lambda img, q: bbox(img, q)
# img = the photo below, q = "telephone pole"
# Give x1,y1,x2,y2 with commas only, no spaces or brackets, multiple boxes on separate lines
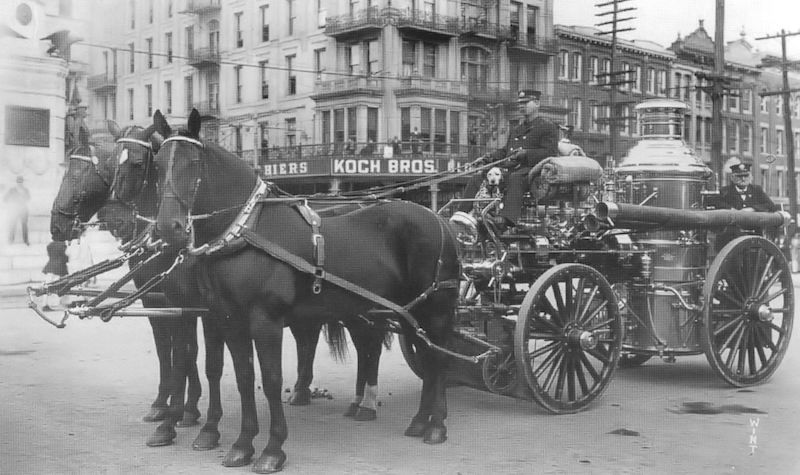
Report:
756,29,800,240
595,0,636,164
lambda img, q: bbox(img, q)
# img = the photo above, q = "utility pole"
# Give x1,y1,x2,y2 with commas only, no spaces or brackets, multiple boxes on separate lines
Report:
756,29,800,242
595,0,636,164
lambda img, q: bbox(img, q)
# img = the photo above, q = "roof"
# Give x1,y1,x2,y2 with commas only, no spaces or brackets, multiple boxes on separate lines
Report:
555,24,674,60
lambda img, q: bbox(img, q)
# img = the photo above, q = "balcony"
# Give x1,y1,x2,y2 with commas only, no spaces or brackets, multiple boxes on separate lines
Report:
508,34,558,56
467,84,516,105
87,73,116,93
395,8,460,40
324,6,385,39
311,77,384,100
190,100,219,118
250,142,487,166
187,47,221,69
182,0,220,14
459,17,512,40
394,77,467,100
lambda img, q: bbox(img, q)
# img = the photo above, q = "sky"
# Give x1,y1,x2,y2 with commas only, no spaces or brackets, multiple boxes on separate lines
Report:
553,0,800,56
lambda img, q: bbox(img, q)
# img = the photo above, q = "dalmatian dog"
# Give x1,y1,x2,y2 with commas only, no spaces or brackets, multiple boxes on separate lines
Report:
473,166,505,214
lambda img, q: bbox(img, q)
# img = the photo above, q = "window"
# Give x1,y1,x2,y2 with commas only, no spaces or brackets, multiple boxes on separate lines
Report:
683,74,692,101
285,118,296,147
235,65,243,103
146,38,153,68
185,76,193,112
742,89,752,113
647,68,656,94
590,106,599,131
401,107,411,148
743,123,752,154
318,0,327,28
673,72,682,98
165,33,173,63
288,0,296,36
601,58,611,86
776,97,783,116
760,167,769,192
367,107,378,143
4,106,49,147
367,40,380,76
128,43,135,73
727,121,739,153
760,127,768,153
148,0,153,23
127,88,134,120
286,55,296,95
334,109,345,144
621,105,630,135
777,170,785,197
168,0,172,17
620,62,630,91
402,40,416,76
234,12,243,48
314,48,325,78
209,81,218,112
558,50,568,79
346,44,359,75
186,26,194,56
776,128,784,155
129,0,135,29
347,107,356,144
589,57,599,84
450,111,460,149
434,109,447,152
601,106,610,133
728,91,740,112
760,96,768,113
570,98,582,130
633,65,642,92
461,47,488,90
260,61,269,99
321,110,331,145
423,43,436,78
261,5,270,42
570,52,582,81
421,107,431,152
145,84,152,117
165,81,172,114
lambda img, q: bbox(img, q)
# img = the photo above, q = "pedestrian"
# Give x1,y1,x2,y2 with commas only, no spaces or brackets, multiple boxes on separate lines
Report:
345,138,356,155
391,136,402,156
410,127,421,156
41,240,69,311
260,138,269,165
360,139,376,156
460,89,559,230
4,176,31,245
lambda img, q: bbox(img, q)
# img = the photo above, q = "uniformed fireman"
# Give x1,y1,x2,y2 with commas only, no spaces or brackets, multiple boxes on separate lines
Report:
461,89,559,228
719,162,778,212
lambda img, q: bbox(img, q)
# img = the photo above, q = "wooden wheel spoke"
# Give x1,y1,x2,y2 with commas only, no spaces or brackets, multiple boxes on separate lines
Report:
578,351,601,382
575,284,599,323
564,279,575,320
721,271,747,303
714,286,744,308
540,349,565,392
585,347,611,366
528,340,560,359
540,297,564,327
723,323,746,368
573,357,591,396
552,283,566,319
712,314,745,338
553,354,569,400
736,327,750,375
761,287,788,306
711,307,741,316
533,345,563,379
747,249,762,296
579,301,610,327
747,329,758,375
754,255,776,295
755,269,782,302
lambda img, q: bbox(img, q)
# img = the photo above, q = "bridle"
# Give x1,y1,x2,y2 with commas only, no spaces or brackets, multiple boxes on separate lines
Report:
111,136,155,208
53,145,105,221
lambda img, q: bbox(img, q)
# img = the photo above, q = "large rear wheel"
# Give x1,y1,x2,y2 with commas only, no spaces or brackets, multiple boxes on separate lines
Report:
702,236,794,386
515,264,622,414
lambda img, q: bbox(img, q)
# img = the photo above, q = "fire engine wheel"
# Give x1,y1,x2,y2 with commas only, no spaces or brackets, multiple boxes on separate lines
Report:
481,351,517,395
702,235,794,386
515,263,622,414
399,334,424,379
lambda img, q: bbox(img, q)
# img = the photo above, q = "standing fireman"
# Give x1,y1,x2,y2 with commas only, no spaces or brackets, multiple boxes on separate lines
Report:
462,89,559,227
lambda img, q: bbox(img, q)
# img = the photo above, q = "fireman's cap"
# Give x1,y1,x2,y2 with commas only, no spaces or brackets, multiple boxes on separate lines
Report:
517,90,542,102
729,163,751,175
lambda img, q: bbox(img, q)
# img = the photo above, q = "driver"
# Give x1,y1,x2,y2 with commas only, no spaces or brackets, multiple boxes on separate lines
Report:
461,89,559,229
716,162,779,251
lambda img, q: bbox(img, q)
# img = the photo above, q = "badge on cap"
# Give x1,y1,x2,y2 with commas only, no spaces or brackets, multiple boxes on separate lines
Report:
517,89,542,102
729,163,751,175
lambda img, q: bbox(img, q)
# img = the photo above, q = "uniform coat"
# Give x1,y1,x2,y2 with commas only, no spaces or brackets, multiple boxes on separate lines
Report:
718,184,778,212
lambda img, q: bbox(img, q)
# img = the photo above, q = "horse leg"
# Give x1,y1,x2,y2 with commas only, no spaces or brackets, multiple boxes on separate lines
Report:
250,309,288,474
178,316,202,427
193,315,224,451
143,317,170,422
287,320,322,406
221,321,259,468
345,323,383,421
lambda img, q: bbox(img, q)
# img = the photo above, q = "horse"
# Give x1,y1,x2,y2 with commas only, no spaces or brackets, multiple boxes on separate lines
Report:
108,120,392,456
50,124,206,444
151,109,459,472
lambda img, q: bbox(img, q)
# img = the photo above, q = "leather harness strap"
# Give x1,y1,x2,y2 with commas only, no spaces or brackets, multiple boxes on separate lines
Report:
292,202,325,294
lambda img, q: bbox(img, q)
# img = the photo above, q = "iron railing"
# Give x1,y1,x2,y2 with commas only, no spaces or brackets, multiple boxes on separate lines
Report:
183,0,221,14
313,77,384,97
87,73,116,91
324,6,385,36
187,47,221,67
241,141,491,164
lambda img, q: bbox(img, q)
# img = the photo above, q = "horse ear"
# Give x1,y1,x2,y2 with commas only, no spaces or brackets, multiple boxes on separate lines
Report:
188,109,201,138
78,126,90,146
153,110,171,137
107,120,122,140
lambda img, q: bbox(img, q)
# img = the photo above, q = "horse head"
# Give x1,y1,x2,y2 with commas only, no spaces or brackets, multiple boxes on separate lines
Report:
151,109,257,250
50,126,114,241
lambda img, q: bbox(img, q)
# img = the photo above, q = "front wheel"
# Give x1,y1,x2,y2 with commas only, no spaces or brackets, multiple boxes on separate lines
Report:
515,264,622,414
702,236,794,386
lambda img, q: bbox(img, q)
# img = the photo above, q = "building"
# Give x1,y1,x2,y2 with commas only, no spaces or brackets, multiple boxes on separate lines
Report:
554,24,674,163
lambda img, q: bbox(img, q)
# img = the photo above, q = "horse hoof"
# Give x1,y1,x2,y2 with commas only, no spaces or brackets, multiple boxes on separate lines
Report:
176,411,201,428
287,388,311,406
343,403,360,418
222,446,255,467
142,406,168,422
252,450,287,473
423,425,447,445
404,419,429,438
353,407,377,421
146,427,177,447
192,430,220,451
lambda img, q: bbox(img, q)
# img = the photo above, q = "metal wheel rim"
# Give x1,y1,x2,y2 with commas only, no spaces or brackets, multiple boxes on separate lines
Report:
702,236,794,386
399,334,424,379
515,263,622,414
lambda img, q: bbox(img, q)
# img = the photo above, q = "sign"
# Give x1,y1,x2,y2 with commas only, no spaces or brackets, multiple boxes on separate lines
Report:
261,157,450,178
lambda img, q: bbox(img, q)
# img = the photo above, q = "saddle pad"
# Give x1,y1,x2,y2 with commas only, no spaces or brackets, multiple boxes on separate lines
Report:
529,156,603,184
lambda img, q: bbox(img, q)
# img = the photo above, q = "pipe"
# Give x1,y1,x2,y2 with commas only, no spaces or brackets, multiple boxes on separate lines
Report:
596,202,790,230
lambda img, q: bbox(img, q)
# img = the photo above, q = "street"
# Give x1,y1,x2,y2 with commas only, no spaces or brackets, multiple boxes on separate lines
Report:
1,293,799,475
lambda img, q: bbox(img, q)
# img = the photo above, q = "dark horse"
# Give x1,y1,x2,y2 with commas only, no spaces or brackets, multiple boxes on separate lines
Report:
50,124,206,446
105,119,391,454
152,109,459,472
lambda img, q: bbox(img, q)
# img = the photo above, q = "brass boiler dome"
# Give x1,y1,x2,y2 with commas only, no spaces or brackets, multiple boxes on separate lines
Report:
615,99,712,209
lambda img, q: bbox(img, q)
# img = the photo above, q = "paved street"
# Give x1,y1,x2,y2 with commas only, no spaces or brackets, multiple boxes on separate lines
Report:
1,289,799,474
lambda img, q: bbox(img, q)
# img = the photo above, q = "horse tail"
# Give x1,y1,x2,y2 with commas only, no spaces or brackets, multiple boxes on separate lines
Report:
322,321,349,362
